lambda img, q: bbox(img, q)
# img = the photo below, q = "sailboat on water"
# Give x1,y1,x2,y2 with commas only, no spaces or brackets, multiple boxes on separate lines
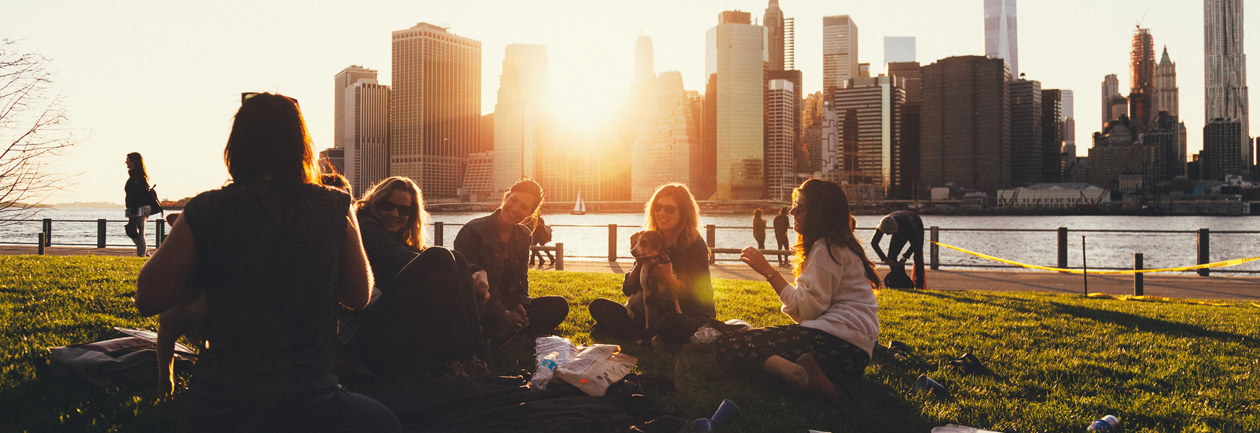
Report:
571,191,587,215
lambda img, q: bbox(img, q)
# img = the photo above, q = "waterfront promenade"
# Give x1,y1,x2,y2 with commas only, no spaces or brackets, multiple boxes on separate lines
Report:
5,245,1257,301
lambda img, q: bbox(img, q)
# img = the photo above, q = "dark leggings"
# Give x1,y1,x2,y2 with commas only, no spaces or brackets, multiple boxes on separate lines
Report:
588,298,705,346
346,247,485,382
714,325,870,386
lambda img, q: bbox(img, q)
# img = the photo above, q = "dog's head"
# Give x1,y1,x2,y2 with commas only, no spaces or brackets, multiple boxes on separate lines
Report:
630,230,665,259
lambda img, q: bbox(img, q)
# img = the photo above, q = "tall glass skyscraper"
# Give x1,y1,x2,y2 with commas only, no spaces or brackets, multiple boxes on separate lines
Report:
823,15,858,94
707,11,766,200
492,44,549,194
984,0,1018,79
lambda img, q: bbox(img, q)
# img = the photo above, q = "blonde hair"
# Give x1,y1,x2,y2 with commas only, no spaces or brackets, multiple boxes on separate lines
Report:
642,183,705,251
356,176,428,250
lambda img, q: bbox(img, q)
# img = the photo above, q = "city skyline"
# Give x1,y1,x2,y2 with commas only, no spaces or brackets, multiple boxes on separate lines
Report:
2,0,1253,202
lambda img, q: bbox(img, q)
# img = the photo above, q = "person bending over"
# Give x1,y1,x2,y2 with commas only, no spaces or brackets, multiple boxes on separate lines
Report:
135,92,400,432
870,210,925,290
588,183,716,347
716,178,881,403
341,176,489,383
454,178,569,343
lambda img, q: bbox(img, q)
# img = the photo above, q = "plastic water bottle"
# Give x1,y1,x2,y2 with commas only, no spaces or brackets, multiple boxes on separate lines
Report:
1087,415,1120,432
530,352,560,389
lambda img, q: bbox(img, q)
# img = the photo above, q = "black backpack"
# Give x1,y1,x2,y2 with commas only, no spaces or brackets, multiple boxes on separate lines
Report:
147,185,164,215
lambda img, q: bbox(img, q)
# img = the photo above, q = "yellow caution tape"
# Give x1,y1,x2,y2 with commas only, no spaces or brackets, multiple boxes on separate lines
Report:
930,241,1260,275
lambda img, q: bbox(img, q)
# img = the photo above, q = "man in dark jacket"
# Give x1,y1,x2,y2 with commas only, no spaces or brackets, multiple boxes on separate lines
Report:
871,210,925,289
772,206,790,266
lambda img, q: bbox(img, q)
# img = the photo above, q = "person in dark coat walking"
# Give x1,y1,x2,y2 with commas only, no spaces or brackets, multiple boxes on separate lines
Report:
124,152,152,257
773,206,791,266
870,211,925,289
752,209,766,250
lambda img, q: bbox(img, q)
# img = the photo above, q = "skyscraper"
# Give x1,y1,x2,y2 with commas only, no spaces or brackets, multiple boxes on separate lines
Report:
984,0,1018,79
1154,47,1179,117
921,56,1011,193
492,44,549,194
707,11,766,200
887,62,922,199
1205,0,1250,167
823,15,858,94
334,66,379,151
342,78,390,196
1041,89,1063,183
884,37,916,64
764,0,785,72
1101,74,1125,127
636,36,654,84
631,72,700,200
1010,78,1042,186
833,76,906,197
766,79,796,201
1061,89,1075,151
390,23,481,198
1128,28,1156,133
1203,118,1244,180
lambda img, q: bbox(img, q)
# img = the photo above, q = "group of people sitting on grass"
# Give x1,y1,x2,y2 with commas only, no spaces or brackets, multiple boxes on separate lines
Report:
132,92,884,432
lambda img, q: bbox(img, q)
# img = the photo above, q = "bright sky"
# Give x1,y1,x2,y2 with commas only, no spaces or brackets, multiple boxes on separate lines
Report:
3,0,1255,203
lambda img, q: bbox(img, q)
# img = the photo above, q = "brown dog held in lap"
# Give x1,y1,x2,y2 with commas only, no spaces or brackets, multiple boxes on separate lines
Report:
625,231,681,330
156,212,207,394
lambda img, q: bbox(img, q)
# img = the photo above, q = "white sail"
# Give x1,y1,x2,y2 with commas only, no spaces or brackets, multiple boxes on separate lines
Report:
574,191,585,213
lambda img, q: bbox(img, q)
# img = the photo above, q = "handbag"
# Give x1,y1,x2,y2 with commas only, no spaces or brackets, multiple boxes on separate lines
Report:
146,184,164,215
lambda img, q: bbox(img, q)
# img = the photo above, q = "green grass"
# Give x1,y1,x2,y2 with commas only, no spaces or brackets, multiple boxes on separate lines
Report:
1,255,1258,432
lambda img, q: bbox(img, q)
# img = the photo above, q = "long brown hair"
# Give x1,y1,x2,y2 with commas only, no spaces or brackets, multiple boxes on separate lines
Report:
356,176,427,250
791,179,880,289
643,183,705,251
126,152,148,181
224,92,318,185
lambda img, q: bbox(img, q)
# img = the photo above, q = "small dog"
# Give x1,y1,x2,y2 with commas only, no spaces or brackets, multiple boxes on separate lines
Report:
156,212,207,394
625,231,681,331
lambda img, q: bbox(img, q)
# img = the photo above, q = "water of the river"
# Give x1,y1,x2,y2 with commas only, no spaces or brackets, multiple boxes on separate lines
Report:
5,209,1259,274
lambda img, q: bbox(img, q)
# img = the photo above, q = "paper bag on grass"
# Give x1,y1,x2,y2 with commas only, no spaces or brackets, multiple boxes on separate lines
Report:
555,344,637,396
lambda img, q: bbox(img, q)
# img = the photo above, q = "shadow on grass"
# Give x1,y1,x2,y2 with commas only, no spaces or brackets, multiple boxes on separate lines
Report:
0,359,183,432
1047,301,1259,347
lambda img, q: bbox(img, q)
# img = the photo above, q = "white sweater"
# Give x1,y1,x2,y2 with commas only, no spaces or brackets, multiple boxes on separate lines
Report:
777,240,880,356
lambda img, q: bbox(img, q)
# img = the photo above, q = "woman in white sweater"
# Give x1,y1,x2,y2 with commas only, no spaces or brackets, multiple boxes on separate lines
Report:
714,178,881,402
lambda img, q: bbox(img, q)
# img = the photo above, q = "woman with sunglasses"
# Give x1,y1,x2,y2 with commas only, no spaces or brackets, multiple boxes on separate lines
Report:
454,178,569,343
588,183,715,346
342,176,489,383
714,178,881,402
135,93,401,431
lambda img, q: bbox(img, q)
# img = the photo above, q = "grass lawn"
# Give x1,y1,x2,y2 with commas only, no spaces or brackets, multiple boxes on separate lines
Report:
0,255,1257,432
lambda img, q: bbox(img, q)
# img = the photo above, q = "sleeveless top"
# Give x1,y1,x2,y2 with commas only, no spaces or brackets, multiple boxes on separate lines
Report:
182,181,352,409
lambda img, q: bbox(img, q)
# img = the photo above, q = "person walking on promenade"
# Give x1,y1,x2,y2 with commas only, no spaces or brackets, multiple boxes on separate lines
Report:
124,152,153,257
134,92,401,432
752,208,767,250
870,210,925,290
455,178,569,342
529,215,554,267
716,178,882,402
588,183,716,347
773,206,790,267
343,176,489,383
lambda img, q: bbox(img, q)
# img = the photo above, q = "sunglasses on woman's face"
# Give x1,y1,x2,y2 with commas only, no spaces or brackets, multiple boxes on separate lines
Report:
376,201,414,215
240,92,299,106
651,203,678,216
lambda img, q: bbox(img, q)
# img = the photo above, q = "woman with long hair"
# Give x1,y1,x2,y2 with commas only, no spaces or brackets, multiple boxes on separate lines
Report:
715,178,881,402
454,177,569,341
124,152,152,257
342,175,489,382
135,92,400,431
588,183,715,346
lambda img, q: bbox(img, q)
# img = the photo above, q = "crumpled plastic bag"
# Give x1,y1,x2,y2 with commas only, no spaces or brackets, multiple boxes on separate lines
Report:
690,325,723,345
555,344,638,396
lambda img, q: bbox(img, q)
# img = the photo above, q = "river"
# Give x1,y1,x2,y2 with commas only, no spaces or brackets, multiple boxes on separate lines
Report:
4,209,1259,275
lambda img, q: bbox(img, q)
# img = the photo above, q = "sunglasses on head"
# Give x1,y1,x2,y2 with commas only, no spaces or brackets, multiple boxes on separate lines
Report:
376,200,414,215
241,92,299,106
651,203,678,215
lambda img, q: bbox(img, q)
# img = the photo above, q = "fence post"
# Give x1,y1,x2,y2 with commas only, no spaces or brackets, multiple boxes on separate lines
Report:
1082,236,1089,294
555,243,564,271
155,219,166,247
929,226,939,270
38,233,45,255
1197,228,1210,277
1133,253,1144,296
1057,227,1068,269
608,224,617,262
42,218,52,247
706,224,716,264
97,219,107,248
433,222,444,247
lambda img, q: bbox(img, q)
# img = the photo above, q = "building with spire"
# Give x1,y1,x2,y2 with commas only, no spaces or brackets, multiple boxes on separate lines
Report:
984,0,1018,79
1153,46,1186,178
1205,0,1250,169
492,44,549,194
764,0,784,72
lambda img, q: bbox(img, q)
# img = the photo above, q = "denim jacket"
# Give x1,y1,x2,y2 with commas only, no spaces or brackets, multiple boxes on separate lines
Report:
453,210,533,312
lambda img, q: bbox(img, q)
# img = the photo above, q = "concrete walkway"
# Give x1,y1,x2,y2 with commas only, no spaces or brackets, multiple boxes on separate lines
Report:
5,246,1258,301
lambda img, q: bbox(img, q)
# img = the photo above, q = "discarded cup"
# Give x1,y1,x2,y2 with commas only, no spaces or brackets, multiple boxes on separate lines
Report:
710,399,740,426
915,374,947,396
1086,415,1120,432
693,418,713,432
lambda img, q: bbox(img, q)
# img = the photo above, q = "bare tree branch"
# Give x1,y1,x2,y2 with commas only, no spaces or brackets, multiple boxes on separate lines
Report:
0,39,77,224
